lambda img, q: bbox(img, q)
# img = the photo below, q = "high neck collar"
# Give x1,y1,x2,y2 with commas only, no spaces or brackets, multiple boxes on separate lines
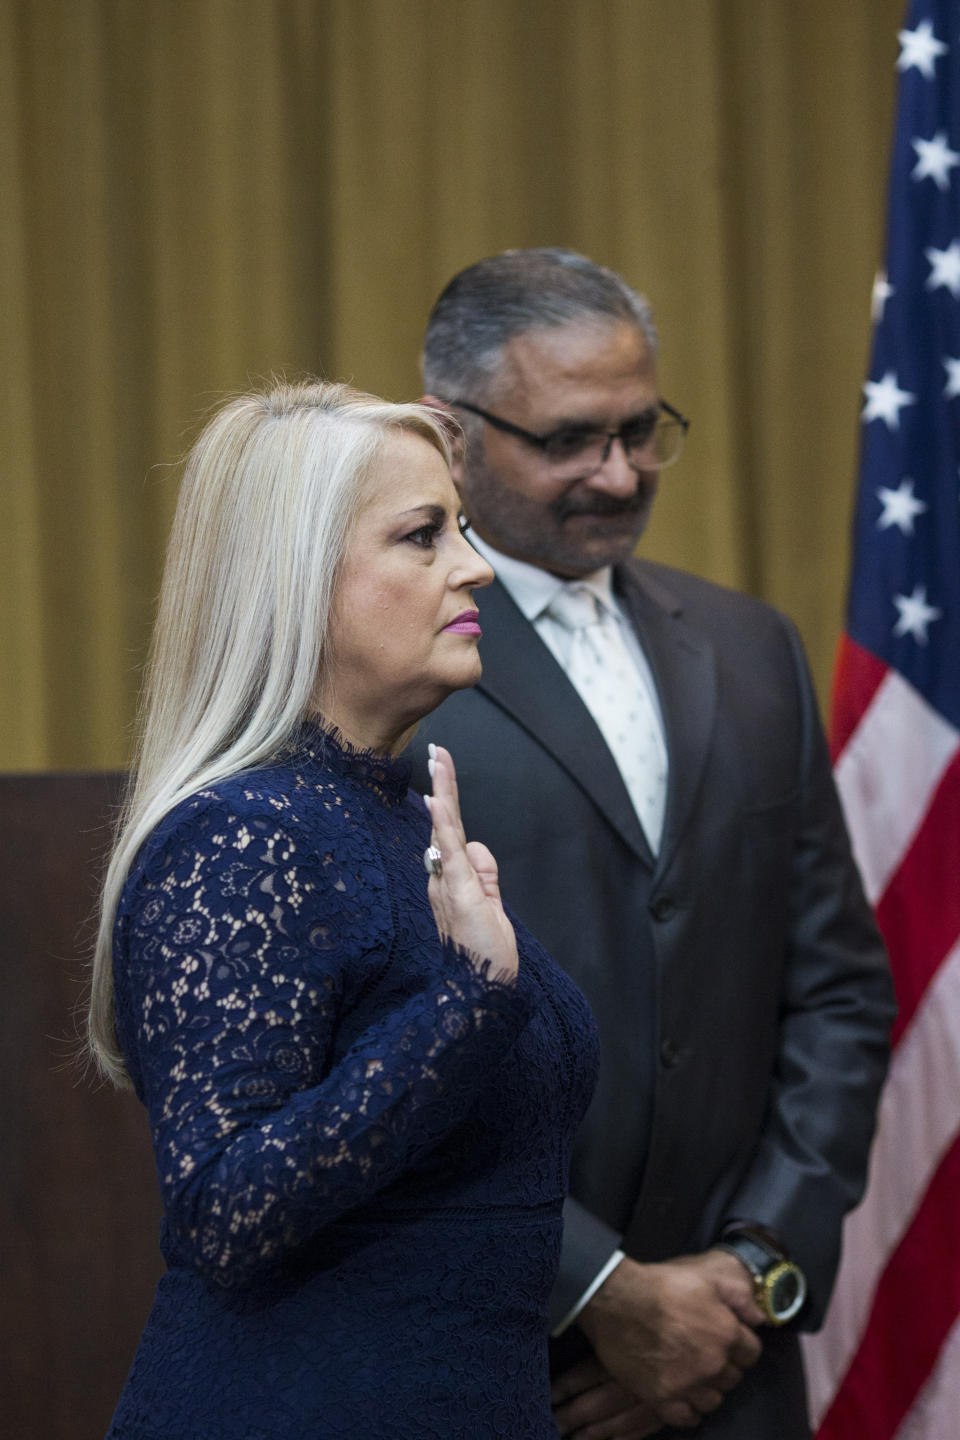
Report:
291,718,412,805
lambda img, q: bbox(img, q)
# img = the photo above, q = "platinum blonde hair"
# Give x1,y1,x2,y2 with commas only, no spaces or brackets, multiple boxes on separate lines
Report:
87,378,452,1088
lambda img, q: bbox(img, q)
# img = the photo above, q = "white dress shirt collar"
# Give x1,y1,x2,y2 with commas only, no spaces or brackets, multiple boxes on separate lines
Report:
465,529,617,621
466,526,668,752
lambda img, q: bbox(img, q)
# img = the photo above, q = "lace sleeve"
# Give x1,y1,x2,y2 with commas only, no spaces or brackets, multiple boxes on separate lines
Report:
116,799,535,1289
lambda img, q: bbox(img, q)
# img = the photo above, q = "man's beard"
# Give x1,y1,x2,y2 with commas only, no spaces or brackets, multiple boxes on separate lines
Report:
462,456,656,577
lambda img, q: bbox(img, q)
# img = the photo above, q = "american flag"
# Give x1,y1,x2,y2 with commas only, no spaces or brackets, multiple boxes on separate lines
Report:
801,3,960,1436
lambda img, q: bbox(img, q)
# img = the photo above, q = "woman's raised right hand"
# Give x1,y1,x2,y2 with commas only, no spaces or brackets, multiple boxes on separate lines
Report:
423,744,519,983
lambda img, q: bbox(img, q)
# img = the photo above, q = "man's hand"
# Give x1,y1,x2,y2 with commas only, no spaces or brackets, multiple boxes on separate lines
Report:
552,1356,662,1439
576,1250,765,1429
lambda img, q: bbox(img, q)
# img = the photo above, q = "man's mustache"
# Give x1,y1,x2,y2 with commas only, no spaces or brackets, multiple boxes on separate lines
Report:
553,487,651,521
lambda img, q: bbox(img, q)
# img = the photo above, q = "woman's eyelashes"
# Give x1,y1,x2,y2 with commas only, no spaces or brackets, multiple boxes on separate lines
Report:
403,516,448,549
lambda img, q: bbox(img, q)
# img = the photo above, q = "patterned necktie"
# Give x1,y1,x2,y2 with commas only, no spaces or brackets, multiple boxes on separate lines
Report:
547,584,667,854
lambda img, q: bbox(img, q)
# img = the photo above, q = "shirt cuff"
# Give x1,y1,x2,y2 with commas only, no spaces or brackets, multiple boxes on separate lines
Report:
550,1248,626,1336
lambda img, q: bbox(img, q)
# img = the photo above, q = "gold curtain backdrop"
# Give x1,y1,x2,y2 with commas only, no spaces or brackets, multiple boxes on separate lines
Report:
1,0,905,771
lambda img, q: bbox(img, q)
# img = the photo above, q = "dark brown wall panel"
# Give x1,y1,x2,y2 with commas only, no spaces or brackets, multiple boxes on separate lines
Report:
1,774,162,1440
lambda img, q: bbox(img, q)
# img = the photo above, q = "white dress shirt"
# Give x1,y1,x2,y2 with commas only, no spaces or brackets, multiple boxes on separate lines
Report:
469,531,669,849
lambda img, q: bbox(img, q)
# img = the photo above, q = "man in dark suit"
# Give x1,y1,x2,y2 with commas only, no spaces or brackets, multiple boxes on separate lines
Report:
409,249,894,1438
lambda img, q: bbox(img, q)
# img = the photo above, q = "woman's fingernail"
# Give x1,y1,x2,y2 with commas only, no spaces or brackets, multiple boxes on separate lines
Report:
423,794,432,812
427,757,435,779
428,742,437,760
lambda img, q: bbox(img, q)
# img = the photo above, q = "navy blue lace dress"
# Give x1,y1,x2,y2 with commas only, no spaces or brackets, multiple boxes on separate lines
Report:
106,726,598,1439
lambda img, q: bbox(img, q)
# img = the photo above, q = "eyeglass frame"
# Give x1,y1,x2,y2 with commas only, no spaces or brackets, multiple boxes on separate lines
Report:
443,397,690,473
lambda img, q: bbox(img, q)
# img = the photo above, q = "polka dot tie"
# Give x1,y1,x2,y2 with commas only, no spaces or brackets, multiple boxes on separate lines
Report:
547,584,667,854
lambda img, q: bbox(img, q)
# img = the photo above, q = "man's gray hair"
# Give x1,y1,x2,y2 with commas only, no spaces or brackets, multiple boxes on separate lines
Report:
421,247,657,403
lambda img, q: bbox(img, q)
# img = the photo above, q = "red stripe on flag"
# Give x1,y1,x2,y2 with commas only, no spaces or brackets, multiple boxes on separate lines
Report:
829,635,888,763
878,751,960,1049
817,1128,960,1440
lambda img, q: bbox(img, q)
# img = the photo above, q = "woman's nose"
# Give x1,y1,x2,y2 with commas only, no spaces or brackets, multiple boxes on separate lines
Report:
453,529,494,589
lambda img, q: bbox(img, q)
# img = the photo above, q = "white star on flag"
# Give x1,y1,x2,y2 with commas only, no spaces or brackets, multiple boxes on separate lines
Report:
871,272,894,323
925,239,960,296
897,19,948,78
911,131,960,189
892,583,942,643
944,356,960,397
876,478,928,534
862,371,917,428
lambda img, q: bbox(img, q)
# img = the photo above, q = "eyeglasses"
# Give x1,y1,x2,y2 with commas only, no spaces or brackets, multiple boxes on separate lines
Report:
446,397,690,476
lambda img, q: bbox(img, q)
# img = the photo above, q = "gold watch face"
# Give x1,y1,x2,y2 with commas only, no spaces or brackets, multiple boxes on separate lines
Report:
758,1260,806,1325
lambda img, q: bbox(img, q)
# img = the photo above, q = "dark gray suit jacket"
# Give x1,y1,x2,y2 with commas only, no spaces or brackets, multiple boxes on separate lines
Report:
408,560,893,1438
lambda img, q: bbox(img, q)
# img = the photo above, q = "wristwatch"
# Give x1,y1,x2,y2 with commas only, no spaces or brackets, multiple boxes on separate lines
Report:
716,1229,807,1326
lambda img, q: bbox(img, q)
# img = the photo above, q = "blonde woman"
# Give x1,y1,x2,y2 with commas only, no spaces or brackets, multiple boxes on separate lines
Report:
89,381,598,1439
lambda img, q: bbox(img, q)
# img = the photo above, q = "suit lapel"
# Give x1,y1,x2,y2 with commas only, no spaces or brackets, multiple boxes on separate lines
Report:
475,579,653,865
615,563,717,877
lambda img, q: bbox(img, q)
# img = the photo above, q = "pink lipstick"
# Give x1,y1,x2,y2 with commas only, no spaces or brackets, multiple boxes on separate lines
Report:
443,609,482,635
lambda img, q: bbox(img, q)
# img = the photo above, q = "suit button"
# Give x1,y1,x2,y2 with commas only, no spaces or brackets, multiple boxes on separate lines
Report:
650,896,675,922
660,1038,681,1068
